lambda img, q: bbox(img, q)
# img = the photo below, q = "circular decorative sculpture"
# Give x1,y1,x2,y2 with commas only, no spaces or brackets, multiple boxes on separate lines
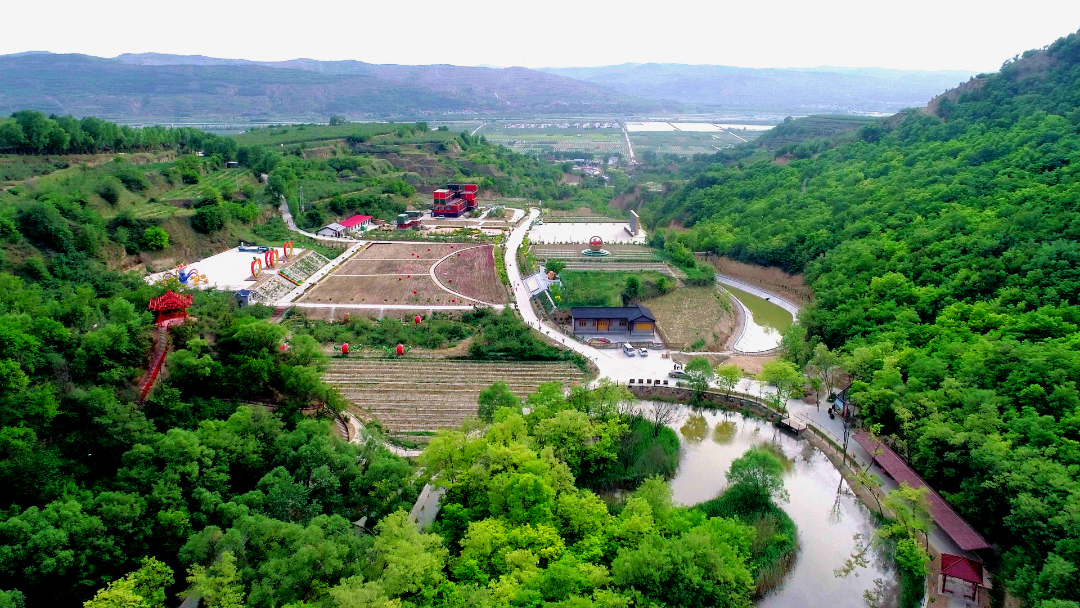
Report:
581,236,611,257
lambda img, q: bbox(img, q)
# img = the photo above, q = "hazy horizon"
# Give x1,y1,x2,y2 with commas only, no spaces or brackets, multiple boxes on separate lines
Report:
3,0,1078,72
3,50,981,74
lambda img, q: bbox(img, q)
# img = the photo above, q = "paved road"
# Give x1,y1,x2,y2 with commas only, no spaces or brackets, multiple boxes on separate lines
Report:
619,122,637,164
279,197,358,243
504,209,678,384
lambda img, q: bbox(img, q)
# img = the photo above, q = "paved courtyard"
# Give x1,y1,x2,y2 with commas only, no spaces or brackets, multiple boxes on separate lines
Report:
528,222,646,245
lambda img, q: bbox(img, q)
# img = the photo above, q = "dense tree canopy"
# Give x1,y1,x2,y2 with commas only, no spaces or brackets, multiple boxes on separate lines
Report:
644,30,1080,607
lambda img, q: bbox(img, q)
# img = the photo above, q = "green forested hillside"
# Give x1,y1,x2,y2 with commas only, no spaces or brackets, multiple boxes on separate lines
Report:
0,114,622,606
646,30,1080,606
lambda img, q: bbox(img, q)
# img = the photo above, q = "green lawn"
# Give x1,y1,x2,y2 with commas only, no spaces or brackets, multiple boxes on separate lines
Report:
554,270,669,308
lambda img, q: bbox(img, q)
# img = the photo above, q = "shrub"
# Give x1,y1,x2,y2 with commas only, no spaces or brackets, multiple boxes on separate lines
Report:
17,202,73,251
141,226,169,251
193,186,222,208
113,165,150,192
97,177,123,204
191,206,224,233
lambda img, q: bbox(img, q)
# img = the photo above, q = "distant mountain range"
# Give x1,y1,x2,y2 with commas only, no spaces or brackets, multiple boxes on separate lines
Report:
0,52,977,122
0,52,656,121
539,63,978,114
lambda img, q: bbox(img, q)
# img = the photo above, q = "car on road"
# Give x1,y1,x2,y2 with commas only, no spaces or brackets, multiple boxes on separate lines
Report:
668,370,689,379
638,348,649,357
622,343,636,356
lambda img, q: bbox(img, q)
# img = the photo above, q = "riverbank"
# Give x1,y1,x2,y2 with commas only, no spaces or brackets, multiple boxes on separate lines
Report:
697,492,799,597
632,388,911,607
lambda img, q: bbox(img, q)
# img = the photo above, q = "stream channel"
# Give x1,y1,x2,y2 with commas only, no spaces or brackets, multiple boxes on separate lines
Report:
719,281,794,353
651,403,898,607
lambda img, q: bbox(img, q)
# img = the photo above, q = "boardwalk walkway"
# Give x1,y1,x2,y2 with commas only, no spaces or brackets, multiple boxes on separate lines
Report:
854,432,992,552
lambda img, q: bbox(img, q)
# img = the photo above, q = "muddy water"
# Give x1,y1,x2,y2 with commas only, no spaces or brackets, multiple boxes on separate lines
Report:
724,284,793,352
656,404,898,608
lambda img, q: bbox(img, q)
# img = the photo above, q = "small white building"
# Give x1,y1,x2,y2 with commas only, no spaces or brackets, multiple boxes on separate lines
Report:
317,222,347,238
316,215,373,238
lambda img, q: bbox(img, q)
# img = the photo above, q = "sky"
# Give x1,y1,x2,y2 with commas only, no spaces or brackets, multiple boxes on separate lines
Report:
4,0,1080,72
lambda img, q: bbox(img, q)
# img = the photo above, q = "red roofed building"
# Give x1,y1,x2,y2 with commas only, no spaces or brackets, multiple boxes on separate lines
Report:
338,215,373,233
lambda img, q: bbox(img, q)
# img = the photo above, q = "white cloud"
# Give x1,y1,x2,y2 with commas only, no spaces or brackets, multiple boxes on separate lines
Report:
4,0,1079,72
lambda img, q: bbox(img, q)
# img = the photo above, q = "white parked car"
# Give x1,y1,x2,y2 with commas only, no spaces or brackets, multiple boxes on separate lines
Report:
622,343,636,356
638,348,649,357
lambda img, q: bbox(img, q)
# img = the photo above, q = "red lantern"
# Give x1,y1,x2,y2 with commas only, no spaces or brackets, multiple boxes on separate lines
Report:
413,290,417,294
396,344,404,356
414,315,422,324
398,277,402,281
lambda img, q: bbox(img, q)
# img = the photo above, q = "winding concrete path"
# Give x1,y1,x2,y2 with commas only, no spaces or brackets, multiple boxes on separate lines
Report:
504,209,675,384
279,196,360,243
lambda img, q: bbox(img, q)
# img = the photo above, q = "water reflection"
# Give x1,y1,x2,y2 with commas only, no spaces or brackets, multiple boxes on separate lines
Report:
644,402,897,608
680,413,709,443
713,420,738,444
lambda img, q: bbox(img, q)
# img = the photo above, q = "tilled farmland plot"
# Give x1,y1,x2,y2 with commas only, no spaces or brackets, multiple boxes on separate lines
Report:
325,358,585,432
298,242,503,305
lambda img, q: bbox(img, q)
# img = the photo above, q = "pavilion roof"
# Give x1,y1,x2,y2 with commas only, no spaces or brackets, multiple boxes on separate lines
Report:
941,553,984,585
148,290,193,311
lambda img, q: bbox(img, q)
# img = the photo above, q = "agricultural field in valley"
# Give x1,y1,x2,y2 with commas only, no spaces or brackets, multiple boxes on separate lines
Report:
298,242,506,306
432,245,505,303
643,285,735,351
479,121,628,156
325,358,585,434
629,130,760,155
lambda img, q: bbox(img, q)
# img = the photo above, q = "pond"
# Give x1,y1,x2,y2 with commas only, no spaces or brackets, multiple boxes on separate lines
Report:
652,403,898,608
723,283,793,352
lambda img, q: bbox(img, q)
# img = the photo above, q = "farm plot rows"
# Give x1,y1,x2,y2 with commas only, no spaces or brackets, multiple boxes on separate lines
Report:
432,245,505,304
325,359,585,431
298,241,490,305
532,244,658,261
561,261,680,276
286,251,332,281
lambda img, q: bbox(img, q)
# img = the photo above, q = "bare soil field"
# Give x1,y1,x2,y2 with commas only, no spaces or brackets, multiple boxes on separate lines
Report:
645,286,736,350
696,253,813,304
336,258,432,275
304,275,456,304
299,241,504,306
325,358,585,432
432,245,505,304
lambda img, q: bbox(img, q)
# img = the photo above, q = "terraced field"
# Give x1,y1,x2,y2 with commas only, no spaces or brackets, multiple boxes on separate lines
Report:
325,358,585,432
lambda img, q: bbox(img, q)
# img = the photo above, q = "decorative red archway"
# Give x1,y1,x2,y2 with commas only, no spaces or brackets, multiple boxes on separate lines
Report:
148,290,193,324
